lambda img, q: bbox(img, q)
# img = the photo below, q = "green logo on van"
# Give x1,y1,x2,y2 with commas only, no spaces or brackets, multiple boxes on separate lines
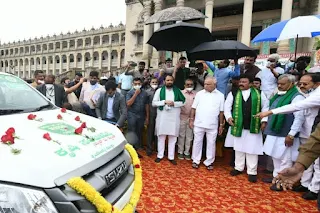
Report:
39,122,76,135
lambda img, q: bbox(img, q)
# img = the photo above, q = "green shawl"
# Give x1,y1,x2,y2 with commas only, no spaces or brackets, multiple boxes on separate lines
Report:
231,87,261,137
269,86,299,133
159,86,185,111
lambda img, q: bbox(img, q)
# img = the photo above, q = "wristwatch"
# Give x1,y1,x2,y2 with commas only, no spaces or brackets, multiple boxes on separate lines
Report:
287,135,294,140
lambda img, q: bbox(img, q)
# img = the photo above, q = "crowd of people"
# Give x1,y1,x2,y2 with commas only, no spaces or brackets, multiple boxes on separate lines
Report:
27,53,320,208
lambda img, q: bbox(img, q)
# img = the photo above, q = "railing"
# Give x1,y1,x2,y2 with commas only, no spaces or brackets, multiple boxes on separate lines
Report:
69,62,75,68
93,61,99,67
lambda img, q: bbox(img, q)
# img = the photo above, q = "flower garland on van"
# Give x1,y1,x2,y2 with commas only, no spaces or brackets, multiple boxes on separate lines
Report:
67,144,142,213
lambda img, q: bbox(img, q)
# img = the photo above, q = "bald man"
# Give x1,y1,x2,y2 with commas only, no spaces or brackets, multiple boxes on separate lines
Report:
189,77,225,170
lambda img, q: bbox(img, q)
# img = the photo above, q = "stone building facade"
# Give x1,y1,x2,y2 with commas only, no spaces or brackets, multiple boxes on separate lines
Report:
125,0,320,67
0,24,126,79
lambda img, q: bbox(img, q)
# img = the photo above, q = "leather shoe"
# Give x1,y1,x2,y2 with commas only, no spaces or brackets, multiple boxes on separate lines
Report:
248,175,257,183
154,158,162,163
270,184,283,191
262,177,273,183
230,169,242,176
302,191,318,200
169,160,177,165
292,184,308,192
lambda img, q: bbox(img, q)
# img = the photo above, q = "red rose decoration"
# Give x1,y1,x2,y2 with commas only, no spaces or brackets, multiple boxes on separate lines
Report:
61,108,67,113
43,133,52,141
75,116,81,122
81,122,87,128
135,164,140,169
27,114,36,120
57,114,63,120
1,134,15,144
74,127,83,135
5,127,15,136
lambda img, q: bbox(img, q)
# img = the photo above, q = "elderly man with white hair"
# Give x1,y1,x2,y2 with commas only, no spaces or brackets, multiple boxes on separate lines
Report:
263,74,305,191
256,54,285,99
189,76,225,170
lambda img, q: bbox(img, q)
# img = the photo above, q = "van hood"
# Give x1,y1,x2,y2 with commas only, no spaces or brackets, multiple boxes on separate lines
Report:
0,109,126,188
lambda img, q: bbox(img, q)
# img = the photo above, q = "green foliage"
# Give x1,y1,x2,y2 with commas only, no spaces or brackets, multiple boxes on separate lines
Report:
314,38,320,50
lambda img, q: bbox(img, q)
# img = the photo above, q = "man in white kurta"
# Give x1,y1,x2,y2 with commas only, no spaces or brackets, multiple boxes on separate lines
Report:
224,75,269,182
190,77,225,170
262,74,305,191
256,54,284,99
290,74,320,200
152,75,185,165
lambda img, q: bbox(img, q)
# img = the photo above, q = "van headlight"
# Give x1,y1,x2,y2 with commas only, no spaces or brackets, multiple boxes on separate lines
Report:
0,183,58,213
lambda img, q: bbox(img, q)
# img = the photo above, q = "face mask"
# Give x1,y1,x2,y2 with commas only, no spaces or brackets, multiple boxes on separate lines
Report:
287,62,295,69
151,85,158,89
133,85,141,90
37,80,44,84
277,91,287,95
186,88,193,92
90,80,96,85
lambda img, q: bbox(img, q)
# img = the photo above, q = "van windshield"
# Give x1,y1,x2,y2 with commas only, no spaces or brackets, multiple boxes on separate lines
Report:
0,74,53,114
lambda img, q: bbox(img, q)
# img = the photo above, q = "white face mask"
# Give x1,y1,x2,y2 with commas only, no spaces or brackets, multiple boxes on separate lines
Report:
37,80,44,85
151,85,158,89
186,88,193,92
133,85,141,90
277,91,287,95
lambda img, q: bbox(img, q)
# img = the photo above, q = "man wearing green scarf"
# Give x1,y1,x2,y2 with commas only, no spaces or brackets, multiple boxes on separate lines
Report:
224,74,269,183
263,74,306,191
152,75,185,165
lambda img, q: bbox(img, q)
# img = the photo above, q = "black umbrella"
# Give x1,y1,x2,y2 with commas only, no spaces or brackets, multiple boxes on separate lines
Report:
187,40,257,60
147,22,213,52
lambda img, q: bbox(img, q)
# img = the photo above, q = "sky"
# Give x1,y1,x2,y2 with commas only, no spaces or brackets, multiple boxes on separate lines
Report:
0,0,126,43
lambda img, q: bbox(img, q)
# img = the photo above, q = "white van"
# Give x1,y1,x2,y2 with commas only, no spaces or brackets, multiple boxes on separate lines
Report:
0,72,135,212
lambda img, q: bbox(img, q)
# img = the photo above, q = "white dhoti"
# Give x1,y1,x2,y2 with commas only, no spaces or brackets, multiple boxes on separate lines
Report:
191,125,218,166
263,135,300,177
226,129,264,175
157,135,177,160
155,104,181,160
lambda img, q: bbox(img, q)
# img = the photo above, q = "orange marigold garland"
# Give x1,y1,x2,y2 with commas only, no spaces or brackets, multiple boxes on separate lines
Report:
67,144,142,213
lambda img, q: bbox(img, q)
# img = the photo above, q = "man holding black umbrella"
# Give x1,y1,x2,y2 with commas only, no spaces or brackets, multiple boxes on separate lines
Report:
173,57,191,90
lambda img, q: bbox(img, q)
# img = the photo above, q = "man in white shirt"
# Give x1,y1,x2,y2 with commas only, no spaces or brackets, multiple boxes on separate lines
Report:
256,54,285,99
152,75,185,165
262,74,305,191
189,76,225,170
79,71,105,117
257,73,320,197
224,74,269,182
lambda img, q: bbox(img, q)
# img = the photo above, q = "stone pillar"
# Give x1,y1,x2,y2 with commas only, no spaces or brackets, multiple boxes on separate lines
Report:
67,54,70,71
28,60,31,79
204,0,214,32
117,49,121,68
82,53,85,71
59,55,63,74
53,57,56,75
277,0,293,54
151,0,163,68
46,57,49,74
142,1,152,66
176,0,184,7
108,50,112,71
241,0,253,46
109,35,112,45
99,51,102,70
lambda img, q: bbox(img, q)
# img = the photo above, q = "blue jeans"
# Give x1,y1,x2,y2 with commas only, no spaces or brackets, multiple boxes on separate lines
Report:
81,103,97,118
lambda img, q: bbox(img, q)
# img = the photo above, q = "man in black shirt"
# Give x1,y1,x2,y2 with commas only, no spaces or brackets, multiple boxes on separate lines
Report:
173,57,190,90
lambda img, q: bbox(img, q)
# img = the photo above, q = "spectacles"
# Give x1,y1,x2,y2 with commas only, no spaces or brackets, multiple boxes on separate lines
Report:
186,84,194,86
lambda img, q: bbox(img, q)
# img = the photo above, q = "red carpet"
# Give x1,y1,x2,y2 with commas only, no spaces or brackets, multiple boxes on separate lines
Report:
136,153,318,213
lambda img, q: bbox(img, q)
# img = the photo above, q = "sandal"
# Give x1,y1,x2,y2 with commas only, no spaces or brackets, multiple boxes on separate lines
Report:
192,162,199,169
207,165,214,170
